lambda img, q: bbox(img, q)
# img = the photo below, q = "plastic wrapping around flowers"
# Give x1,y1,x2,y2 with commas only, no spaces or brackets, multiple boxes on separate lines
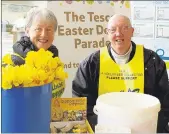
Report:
2,48,68,90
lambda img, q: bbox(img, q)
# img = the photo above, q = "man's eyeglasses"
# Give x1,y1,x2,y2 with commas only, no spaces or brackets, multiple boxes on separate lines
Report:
107,26,132,34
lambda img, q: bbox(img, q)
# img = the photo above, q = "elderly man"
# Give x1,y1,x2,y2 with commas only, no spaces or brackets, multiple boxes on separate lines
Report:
72,14,169,133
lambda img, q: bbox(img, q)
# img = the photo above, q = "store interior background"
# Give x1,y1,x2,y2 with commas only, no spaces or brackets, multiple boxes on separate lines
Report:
2,1,47,57
2,1,169,86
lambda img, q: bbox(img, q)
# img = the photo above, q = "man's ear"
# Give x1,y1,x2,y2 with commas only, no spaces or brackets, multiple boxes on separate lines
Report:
106,28,109,34
25,28,30,37
131,27,134,37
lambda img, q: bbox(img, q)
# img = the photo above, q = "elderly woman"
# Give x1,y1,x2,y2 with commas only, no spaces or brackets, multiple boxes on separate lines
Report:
12,7,58,65
11,8,64,98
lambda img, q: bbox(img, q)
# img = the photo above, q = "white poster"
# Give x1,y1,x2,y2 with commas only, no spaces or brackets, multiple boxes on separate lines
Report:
156,6,169,22
133,5,155,21
48,0,130,97
132,23,154,38
155,23,169,39
131,1,169,77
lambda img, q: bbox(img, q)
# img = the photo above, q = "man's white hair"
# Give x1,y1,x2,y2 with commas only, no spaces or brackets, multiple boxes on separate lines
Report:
107,14,132,28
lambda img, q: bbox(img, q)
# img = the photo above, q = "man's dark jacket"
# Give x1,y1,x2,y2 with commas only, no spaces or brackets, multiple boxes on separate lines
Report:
72,41,169,133
11,36,58,65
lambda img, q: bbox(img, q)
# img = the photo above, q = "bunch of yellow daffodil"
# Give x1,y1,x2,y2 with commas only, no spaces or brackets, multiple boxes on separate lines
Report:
2,49,68,90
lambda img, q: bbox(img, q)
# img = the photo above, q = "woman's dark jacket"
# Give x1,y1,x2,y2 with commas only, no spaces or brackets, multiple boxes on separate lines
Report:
12,36,58,65
72,41,169,133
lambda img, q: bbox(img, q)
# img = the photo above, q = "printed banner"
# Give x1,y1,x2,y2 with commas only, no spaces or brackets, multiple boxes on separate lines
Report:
47,0,131,97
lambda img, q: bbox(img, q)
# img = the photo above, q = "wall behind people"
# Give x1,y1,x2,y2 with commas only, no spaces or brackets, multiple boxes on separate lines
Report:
2,1,47,23
47,0,130,97
2,1,47,57
130,1,169,78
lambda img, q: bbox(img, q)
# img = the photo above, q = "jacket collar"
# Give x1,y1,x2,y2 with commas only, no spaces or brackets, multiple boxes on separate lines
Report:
107,41,152,64
13,36,58,58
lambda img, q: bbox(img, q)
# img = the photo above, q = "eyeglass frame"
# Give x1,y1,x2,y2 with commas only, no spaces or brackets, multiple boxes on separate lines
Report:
107,26,133,34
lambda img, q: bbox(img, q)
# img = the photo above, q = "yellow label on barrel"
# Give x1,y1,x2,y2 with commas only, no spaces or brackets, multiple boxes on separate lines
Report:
52,80,65,98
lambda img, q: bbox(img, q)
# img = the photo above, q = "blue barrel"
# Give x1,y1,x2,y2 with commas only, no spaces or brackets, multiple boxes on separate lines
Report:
2,83,52,133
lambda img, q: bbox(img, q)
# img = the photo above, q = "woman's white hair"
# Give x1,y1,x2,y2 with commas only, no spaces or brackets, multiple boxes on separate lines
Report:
25,7,58,31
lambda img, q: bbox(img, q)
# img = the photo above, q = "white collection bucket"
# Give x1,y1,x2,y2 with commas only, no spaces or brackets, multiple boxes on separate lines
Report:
93,92,161,133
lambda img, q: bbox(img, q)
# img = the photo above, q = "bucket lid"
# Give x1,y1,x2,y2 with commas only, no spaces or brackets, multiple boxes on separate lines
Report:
95,92,161,115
